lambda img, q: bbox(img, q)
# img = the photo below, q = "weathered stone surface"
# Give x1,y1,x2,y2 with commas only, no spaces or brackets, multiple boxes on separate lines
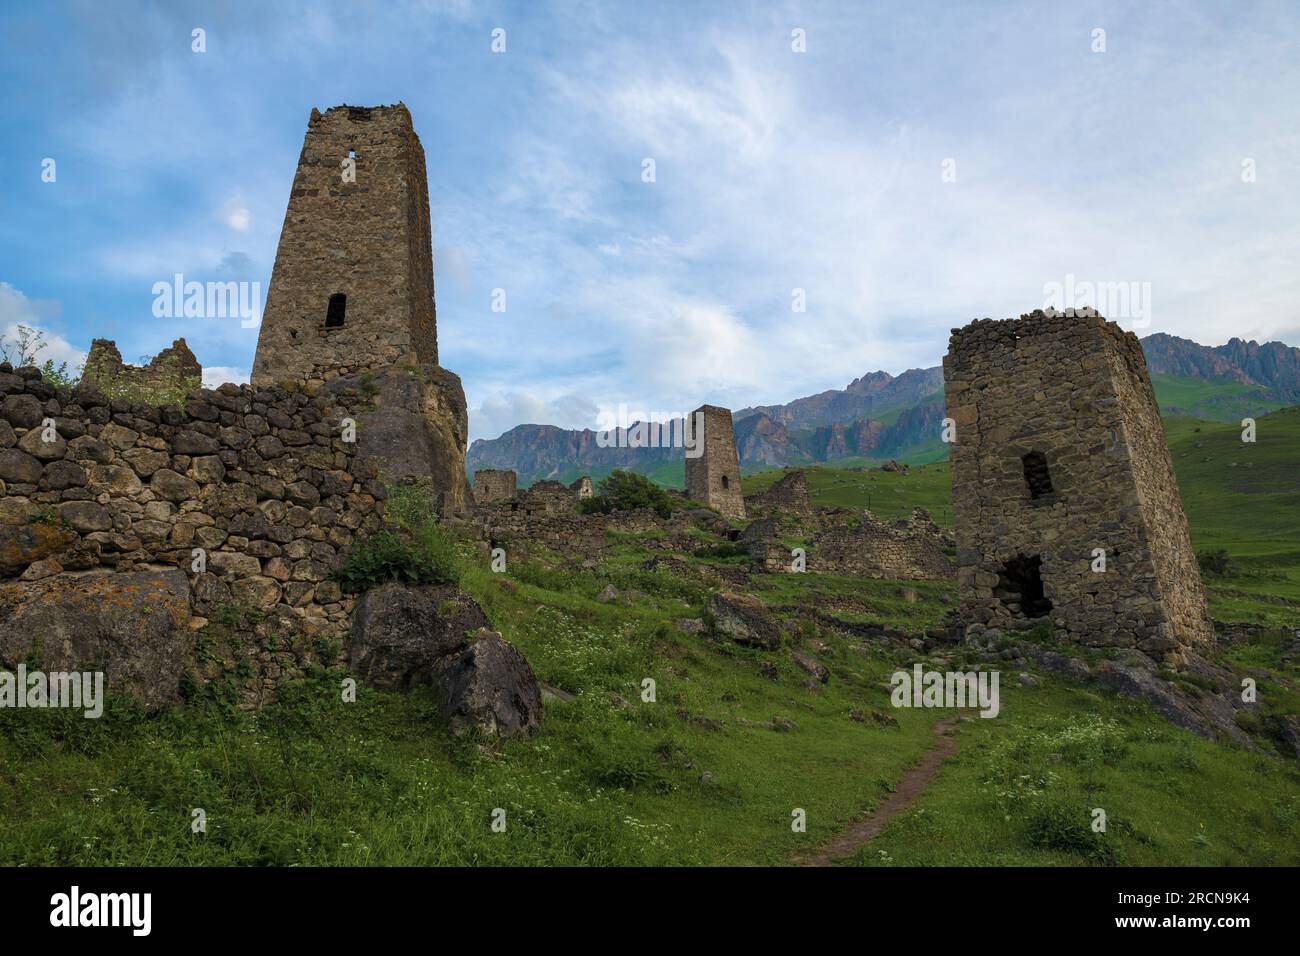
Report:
151,468,200,502
337,365,471,513
792,651,830,683
58,501,112,533
811,508,952,580
0,449,43,484
436,628,543,738
0,521,76,577
17,427,66,462
473,469,516,504
744,470,811,516
0,569,194,710
709,591,781,649
349,582,489,689
0,394,43,429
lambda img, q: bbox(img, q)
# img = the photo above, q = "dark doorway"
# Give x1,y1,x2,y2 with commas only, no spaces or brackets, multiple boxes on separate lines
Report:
995,554,1053,618
325,293,346,328
1021,451,1053,499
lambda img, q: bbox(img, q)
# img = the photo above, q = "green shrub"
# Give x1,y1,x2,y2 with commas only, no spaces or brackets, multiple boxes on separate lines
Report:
1024,799,1116,863
332,529,461,593
579,469,674,520
1196,548,1231,576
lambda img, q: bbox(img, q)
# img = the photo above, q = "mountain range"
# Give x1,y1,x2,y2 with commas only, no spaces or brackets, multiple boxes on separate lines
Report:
467,332,1300,487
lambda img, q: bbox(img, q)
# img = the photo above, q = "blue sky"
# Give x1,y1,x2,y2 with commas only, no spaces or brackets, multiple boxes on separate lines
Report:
3,0,1299,441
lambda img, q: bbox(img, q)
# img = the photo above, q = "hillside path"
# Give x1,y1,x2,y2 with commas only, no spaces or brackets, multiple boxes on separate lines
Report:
801,716,960,867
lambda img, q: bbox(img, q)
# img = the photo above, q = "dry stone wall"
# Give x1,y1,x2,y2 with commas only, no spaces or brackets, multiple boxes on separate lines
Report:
473,468,516,504
810,508,953,580
0,362,385,646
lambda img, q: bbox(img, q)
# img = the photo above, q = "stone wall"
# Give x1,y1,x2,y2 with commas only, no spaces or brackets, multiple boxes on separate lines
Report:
81,338,201,401
744,469,810,516
251,103,438,387
0,362,385,648
684,404,745,519
473,468,516,504
943,310,1213,661
810,508,953,580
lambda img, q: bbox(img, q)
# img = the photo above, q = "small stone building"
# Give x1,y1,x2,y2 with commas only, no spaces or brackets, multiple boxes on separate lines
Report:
943,310,1213,659
569,476,593,499
684,404,745,519
473,469,516,504
811,508,953,579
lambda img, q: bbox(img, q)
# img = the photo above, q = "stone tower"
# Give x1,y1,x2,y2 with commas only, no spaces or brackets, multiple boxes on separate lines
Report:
252,103,437,386
943,310,1212,661
685,405,746,519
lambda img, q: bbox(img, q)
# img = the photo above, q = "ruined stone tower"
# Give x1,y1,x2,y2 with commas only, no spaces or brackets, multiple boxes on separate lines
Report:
473,469,516,504
252,103,437,386
943,310,1212,660
685,405,746,519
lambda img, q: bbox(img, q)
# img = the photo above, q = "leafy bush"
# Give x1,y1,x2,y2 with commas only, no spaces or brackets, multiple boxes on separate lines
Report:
1196,548,1231,576
579,469,674,520
332,529,460,593
1023,799,1116,863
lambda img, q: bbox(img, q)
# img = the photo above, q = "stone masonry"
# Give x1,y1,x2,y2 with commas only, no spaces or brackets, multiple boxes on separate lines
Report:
810,508,953,580
473,468,516,504
943,310,1213,661
684,404,745,519
252,104,437,387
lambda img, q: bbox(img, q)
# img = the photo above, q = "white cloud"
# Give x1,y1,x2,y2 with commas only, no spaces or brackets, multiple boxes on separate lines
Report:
223,203,252,232
468,391,600,443
202,366,249,388
0,283,86,369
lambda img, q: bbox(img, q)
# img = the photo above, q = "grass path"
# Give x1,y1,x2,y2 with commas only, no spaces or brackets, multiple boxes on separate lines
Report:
801,716,961,866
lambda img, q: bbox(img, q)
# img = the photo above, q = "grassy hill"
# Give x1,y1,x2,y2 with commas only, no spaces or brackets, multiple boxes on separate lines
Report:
1151,372,1286,422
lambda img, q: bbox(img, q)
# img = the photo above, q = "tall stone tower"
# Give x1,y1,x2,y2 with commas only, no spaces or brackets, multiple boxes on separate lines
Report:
943,310,1212,661
685,405,746,519
252,103,437,386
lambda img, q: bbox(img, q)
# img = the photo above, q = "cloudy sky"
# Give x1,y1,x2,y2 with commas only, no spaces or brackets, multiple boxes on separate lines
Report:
3,0,1298,441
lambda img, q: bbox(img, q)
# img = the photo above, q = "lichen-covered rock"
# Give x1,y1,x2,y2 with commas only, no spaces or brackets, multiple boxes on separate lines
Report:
348,582,490,688
436,628,542,738
0,520,76,577
708,591,781,649
0,569,194,710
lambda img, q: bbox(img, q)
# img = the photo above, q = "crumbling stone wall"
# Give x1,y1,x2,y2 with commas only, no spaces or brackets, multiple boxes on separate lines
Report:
569,476,593,499
744,469,810,516
810,508,953,580
81,338,201,401
684,404,745,519
473,468,516,504
0,363,385,642
252,103,438,387
943,310,1213,660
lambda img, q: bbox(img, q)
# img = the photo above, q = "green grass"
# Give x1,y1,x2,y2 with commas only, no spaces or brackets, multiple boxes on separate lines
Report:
3,407,1296,866
1151,373,1285,423
848,676,1300,866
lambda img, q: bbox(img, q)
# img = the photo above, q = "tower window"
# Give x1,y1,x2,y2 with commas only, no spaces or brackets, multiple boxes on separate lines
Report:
1021,451,1053,499
325,293,346,328
721,475,730,490
348,149,357,159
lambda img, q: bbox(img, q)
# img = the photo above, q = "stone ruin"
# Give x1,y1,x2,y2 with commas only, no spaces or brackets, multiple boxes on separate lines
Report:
81,338,202,400
569,476,593,499
684,404,745,519
744,469,811,516
809,508,953,580
473,468,516,504
944,310,1213,661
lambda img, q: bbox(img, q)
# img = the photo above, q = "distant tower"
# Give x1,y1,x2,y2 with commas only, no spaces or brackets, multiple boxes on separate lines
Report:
473,469,516,504
943,310,1212,661
251,103,437,386
685,405,746,519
